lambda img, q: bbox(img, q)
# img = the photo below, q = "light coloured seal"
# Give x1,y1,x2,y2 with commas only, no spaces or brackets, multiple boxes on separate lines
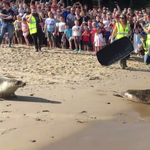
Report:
113,89,150,104
0,76,26,98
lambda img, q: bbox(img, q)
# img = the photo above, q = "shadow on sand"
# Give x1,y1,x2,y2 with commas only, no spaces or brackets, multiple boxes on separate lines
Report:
2,95,62,104
129,56,144,63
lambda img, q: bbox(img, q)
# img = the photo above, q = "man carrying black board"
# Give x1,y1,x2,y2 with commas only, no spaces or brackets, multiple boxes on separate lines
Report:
111,14,131,69
0,1,14,47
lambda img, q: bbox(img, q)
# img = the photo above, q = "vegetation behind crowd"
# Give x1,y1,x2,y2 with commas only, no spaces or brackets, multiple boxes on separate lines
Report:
101,0,149,10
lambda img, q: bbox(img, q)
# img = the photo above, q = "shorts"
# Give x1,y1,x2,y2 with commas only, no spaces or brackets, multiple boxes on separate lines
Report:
23,32,29,37
83,41,89,46
61,41,66,47
15,30,22,38
48,31,55,41
74,36,81,43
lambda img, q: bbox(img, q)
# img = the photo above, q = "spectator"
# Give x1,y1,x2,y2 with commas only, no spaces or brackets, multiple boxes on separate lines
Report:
72,19,82,52
66,7,76,28
14,15,22,44
26,7,43,52
44,11,56,49
0,1,15,47
22,17,29,46
82,24,90,51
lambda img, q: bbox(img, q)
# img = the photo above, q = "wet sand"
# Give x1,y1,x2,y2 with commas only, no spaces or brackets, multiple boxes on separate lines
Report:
42,120,150,150
0,45,150,150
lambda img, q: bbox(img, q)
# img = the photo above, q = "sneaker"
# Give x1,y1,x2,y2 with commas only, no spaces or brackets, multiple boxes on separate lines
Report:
74,49,78,51
148,66,150,69
78,49,82,52
39,46,41,51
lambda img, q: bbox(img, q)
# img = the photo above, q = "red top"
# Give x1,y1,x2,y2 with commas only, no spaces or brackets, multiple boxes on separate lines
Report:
82,30,90,41
91,28,97,42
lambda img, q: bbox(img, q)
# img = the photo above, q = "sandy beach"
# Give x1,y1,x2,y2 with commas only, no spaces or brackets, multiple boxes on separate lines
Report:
0,45,150,150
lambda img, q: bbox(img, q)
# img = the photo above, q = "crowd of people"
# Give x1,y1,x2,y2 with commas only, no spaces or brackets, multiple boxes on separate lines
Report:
0,0,150,69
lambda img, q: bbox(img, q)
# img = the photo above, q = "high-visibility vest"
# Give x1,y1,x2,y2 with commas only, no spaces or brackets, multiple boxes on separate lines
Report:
141,38,148,55
115,23,130,39
147,30,150,46
27,15,41,35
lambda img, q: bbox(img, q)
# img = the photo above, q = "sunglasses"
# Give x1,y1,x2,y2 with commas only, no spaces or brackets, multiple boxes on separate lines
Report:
120,17,124,19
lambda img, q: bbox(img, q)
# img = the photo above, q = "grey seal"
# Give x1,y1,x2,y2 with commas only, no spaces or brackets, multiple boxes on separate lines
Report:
0,76,26,98
113,89,150,104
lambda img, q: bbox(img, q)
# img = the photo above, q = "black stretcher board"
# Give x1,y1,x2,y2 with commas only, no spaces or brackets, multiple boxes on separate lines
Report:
96,37,134,66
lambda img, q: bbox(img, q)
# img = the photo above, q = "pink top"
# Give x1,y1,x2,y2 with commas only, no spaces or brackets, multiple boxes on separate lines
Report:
22,22,29,33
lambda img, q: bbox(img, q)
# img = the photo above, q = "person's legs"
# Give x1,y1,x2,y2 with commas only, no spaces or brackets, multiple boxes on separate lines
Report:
69,38,72,49
32,33,38,51
120,57,127,69
144,54,149,64
74,37,78,51
78,37,82,52
37,28,43,51
83,44,86,51
0,23,7,45
7,23,14,47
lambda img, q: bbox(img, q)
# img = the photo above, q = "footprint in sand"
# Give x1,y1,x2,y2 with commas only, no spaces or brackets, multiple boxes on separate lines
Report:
35,118,45,122
2,111,12,113
30,140,36,143
1,128,17,135
42,110,50,112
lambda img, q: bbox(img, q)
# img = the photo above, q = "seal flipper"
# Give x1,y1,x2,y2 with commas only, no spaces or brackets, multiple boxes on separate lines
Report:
113,93,124,98
0,98,4,101
10,93,17,98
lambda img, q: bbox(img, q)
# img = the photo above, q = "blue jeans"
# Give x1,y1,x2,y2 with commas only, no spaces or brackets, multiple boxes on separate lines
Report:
0,22,14,44
144,54,150,64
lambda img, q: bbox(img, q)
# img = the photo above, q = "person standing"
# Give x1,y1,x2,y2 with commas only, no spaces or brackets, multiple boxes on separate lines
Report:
0,2,14,47
140,13,150,66
44,12,56,49
111,14,131,69
26,8,43,52
66,8,76,29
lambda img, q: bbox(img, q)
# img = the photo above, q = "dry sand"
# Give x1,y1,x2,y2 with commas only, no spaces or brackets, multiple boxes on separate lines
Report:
0,45,150,150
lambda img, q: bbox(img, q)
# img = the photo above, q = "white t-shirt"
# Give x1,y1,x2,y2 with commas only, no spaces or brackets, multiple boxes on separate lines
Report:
103,19,110,31
72,25,81,36
56,22,66,32
134,33,141,53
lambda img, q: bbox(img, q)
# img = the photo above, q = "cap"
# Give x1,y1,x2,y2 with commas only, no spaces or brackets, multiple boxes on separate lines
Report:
2,0,8,4
141,32,147,36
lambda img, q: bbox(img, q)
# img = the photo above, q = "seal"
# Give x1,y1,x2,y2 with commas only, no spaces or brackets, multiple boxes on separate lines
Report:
113,89,150,104
0,76,26,98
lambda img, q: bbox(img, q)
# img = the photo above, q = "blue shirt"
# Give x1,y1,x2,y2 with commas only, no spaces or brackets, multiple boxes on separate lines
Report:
45,18,56,32
62,11,70,22
64,28,72,39
138,40,142,45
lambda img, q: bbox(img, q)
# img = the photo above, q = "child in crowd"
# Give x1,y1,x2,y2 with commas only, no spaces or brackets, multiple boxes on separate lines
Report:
94,27,106,52
44,12,57,49
64,24,73,49
133,28,141,54
61,33,66,49
56,15,66,48
91,21,97,52
22,17,30,46
72,20,82,52
82,24,90,51
14,15,22,44
3,33,9,45
99,22,106,43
